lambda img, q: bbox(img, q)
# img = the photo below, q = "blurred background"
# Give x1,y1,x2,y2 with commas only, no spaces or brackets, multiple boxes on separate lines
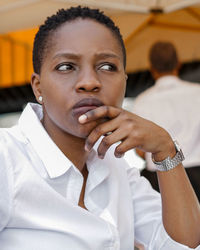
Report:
0,0,200,168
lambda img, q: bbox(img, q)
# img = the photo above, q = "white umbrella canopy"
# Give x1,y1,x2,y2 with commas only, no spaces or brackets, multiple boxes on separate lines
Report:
112,7,200,71
0,0,200,72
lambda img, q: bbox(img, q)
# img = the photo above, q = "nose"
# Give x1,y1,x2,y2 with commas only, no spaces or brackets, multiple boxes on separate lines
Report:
75,67,101,93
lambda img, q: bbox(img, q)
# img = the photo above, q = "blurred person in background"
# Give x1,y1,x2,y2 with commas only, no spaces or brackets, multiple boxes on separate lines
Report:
0,8,200,250
133,41,200,201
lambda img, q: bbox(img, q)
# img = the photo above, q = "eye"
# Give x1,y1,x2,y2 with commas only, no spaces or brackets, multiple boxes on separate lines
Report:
55,63,75,72
99,63,117,72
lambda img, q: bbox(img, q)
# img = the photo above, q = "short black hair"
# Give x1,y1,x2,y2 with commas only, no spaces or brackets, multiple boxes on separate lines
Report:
149,41,178,73
33,6,126,74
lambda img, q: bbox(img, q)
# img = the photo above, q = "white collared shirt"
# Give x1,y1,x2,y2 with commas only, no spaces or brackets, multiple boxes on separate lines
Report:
133,76,200,170
0,103,199,250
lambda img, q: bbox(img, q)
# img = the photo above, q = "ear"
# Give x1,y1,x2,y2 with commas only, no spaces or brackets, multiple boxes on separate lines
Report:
31,73,42,103
125,74,128,80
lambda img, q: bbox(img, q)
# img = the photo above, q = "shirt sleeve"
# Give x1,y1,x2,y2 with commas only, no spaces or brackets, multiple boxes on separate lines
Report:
0,132,13,231
127,167,200,250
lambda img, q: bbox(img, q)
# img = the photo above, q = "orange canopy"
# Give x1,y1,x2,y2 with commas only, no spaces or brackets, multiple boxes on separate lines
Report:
0,0,200,87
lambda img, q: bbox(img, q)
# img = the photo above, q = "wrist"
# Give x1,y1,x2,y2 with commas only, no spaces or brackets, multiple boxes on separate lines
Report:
152,140,185,172
152,139,176,162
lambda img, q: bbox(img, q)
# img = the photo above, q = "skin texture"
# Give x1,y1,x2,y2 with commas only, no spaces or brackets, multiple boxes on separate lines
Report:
31,18,200,248
32,19,126,169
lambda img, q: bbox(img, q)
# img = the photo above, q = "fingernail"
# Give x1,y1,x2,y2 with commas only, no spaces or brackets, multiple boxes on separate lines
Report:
84,144,90,152
98,154,104,159
78,114,87,123
115,153,124,158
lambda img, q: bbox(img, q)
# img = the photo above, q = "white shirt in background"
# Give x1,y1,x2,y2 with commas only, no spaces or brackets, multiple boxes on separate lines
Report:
0,103,199,250
133,76,200,171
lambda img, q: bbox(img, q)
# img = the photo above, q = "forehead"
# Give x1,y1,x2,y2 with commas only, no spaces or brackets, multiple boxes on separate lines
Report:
47,18,123,60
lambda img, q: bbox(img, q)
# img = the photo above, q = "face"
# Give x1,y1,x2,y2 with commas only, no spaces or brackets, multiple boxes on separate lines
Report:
32,19,127,139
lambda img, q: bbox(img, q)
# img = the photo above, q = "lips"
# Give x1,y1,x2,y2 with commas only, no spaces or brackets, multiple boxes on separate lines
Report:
72,98,104,117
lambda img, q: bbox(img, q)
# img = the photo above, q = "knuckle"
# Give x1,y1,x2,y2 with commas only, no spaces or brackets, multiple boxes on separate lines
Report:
94,126,103,135
102,137,110,147
125,119,134,130
130,130,142,143
120,109,128,118
120,109,126,116
88,109,95,117
86,139,93,147
103,106,109,116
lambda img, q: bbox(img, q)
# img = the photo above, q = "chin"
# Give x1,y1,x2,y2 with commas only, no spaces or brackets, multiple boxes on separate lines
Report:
74,121,99,139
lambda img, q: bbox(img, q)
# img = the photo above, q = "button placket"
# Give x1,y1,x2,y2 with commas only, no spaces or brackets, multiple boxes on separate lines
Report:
66,168,83,205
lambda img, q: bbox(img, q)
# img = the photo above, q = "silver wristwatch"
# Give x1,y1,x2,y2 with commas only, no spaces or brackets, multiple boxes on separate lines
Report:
152,140,185,171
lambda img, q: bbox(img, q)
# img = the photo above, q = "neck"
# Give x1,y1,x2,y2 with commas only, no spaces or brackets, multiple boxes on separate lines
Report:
42,118,89,173
151,68,179,80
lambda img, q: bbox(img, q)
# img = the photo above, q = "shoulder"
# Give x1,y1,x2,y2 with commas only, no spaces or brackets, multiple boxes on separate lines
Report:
0,125,27,179
133,86,157,111
179,79,200,89
0,128,11,155
0,126,19,177
135,85,156,102
178,80,200,100
0,128,15,231
0,125,27,150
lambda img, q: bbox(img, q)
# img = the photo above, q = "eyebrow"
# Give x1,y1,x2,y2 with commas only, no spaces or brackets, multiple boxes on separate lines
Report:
53,52,120,61
95,52,120,60
53,52,81,60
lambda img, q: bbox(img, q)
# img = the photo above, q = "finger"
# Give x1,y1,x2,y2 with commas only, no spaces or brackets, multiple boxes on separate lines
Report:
85,118,118,151
114,139,140,158
97,127,129,159
78,106,121,124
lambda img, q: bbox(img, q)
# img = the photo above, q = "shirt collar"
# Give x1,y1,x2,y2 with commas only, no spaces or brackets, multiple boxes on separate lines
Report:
18,103,73,179
18,103,110,184
155,75,180,89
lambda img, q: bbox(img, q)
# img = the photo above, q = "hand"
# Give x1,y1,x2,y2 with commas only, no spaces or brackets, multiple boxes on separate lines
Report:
78,106,175,160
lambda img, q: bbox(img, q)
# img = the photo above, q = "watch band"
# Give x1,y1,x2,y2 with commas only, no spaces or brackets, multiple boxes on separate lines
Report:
152,140,185,172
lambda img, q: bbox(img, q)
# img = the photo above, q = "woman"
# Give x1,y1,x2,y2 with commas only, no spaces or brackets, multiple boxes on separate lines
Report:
0,6,199,250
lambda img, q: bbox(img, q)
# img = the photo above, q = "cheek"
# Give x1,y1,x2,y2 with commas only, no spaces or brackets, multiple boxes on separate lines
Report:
108,79,126,107
74,121,99,138
41,76,72,108
118,85,126,106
